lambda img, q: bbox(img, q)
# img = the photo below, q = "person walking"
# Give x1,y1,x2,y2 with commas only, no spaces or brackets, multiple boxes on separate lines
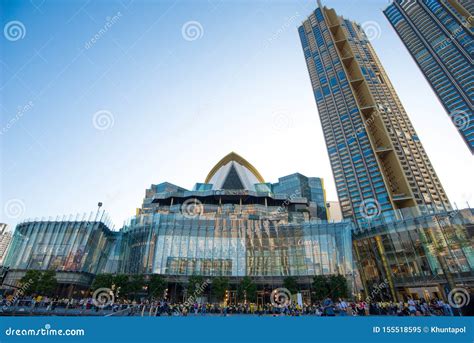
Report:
338,298,348,316
323,297,335,316
407,297,417,316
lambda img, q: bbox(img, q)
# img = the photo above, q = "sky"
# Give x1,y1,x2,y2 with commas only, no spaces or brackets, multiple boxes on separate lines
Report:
1,0,473,230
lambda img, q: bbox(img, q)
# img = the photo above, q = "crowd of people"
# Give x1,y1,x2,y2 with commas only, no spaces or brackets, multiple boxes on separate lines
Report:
0,295,461,316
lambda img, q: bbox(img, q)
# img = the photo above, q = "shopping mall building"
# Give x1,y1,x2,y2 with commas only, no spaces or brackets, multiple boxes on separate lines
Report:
1,152,473,304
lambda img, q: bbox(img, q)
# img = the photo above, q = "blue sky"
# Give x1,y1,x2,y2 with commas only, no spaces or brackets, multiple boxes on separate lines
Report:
1,0,473,229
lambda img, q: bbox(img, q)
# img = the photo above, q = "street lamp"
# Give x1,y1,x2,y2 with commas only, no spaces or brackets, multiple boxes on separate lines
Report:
95,202,103,221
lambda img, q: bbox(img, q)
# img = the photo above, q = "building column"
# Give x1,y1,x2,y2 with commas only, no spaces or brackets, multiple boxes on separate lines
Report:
352,243,369,299
374,235,398,302
67,284,74,298
425,225,456,292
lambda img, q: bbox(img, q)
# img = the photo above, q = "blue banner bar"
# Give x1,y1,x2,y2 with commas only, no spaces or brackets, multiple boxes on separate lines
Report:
0,317,472,343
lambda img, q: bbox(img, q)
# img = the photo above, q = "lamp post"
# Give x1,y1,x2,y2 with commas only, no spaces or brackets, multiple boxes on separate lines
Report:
95,202,103,221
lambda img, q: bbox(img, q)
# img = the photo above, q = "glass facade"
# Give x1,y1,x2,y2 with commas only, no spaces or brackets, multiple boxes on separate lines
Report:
4,206,472,301
3,213,119,275
4,213,353,281
353,208,474,300
3,155,352,291
384,0,474,153
299,4,452,228
119,213,352,278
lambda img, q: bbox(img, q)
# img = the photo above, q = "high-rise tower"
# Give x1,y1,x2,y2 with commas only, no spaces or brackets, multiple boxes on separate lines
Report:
384,0,473,154
298,2,451,226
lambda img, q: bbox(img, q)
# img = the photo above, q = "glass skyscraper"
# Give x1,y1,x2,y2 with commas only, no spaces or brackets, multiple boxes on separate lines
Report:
384,0,474,154
298,1,452,228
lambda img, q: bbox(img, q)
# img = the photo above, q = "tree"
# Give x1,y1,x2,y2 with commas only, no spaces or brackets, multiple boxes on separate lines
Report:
91,274,114,291
211,277,229,302
112,274,129,298
38,270,58,296
20,270,42,296
237,276,256,303
283,276,298,294
187,275,204,296
127,274,145,300
148,275,167,300
328,275,348,299
312,275,329,301
20,270,57,296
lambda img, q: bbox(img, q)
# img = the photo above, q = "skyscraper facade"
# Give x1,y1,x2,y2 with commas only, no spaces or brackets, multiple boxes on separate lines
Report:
298,2,452,227
0,224,12,265
384,0,474,154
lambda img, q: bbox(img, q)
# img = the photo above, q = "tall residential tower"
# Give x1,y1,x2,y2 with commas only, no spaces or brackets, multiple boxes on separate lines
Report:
384,0,474,153
298,2,451,227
